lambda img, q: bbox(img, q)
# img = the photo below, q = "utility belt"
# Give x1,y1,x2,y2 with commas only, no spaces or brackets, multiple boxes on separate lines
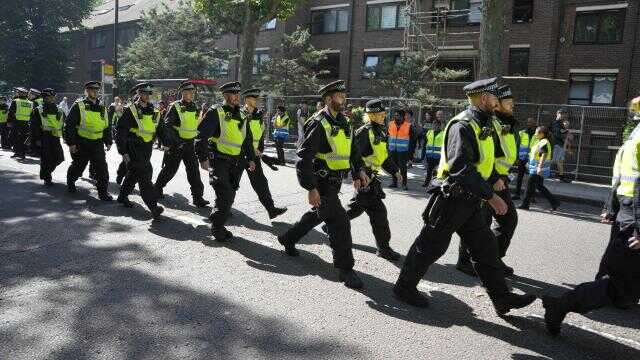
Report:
314,168,348,183
210,151,243,166
428,178,473,200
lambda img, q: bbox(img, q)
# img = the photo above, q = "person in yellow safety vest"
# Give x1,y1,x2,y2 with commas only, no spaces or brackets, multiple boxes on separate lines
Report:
154,80,209,207
114,83,164,219
64,81,113,201
394,78,536,314
272,105,290,165
541,96,640,336
457,85,520,278
518,126,560,211
0,96,10,150
31,88,65,186
278,80,371,290
7,87,32,159
512,117,538,200
422,116,444,187
195,81,257,241
387,109,414,190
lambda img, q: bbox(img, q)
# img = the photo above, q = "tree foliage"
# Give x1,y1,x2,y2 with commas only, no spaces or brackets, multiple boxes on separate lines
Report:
0,0,97,91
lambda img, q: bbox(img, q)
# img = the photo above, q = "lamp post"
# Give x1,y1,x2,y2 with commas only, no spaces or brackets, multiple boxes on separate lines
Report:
113,0,119,97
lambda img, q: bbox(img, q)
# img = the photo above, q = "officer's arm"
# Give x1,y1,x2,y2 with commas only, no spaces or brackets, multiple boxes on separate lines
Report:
296,121,322,191
446,122,494,200
633,143,640,232
31,108,43,141
107,105,115,125
103,106,113,146
7,101,17,124
160,105,180,147
382,154,400,176
116,107,133,155
194,107,218,163
350,130,365,180
242,123,256,162
64,103,80,146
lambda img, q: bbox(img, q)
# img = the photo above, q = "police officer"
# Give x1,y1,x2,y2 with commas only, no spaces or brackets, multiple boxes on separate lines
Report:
7,87,32,159
240,87,287,219
28,88,43,157
115,83,164,219
512,117,538,200
277,80,370,290
195,81,257,241
457,85,519,277
345,99,402,261
542,96,640,336
393,78,536,314
0,97,9,150
32,88,65,186
155,80,209,207
272,105,290,165
422,115,444,187
65,81,113,201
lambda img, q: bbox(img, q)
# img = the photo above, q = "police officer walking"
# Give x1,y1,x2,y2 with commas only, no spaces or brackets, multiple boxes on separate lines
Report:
272,105,290,165
155,81,209,208
115,83,164,219
277,80,370,289
7,87,32,159
0,97,9,150
65,81,113,201
195,81,257,241
240,87,287,219
393,78,536,314
32,88,65,186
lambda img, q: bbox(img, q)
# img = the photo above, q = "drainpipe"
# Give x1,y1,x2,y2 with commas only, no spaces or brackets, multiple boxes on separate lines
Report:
552,0,566,79
346,0,356,93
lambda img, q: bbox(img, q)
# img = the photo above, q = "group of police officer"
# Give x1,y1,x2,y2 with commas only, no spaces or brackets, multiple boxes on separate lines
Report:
2,76,639,337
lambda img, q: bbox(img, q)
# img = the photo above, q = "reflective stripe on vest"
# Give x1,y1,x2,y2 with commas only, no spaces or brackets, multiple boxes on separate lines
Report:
388,121,410,152
493,119,517,175
209,107,247,156
172,102,198,140
15,99,33,121
437,112,495,180
616,136,640,197
40,106,64,138
0,109,7,123
528,138,552,178
249,117,264,150
315,118,351,170
128,104,159,143
425,129,444,157
76,100,107,140
363,127,388,172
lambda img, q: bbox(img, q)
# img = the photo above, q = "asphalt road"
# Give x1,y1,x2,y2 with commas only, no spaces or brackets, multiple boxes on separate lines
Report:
0,146,638,360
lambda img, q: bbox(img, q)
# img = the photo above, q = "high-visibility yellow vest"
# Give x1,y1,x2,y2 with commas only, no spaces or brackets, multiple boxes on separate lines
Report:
615,136,640,197
209,107,247,156
172,101,198,140
273,114,290,139
493,119,517,176
38,105,64,138
528,138,552,177
363,126,388,172
76,100,107,140
15,98,33,121
0,108,7,123
425,129,444,157
315,118,351,171
437,112,495,180
128,104,160,143
249,116,264,150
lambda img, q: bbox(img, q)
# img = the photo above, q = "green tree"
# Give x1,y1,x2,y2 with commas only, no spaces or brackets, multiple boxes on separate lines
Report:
194,0,308,89
0,0,97,91
120,1,229,80
256,28,327,97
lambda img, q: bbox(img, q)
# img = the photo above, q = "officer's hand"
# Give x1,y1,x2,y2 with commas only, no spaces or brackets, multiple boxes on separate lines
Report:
123,154,131,164
354,179,362,191
600,212,614,225
359,170,370,188
69,145,78,154
200,160,209,170
395,172,403,184
308,188,321,207
629,237,640,250
493,178,506,191
488,193,508,216
248,161,256,172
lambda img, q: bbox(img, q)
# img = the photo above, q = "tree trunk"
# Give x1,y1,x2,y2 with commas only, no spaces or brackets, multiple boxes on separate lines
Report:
238,5,260,89
479,0,505,78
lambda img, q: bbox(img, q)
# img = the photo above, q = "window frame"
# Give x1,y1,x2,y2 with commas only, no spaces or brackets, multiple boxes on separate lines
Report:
89,31,107,49
361,52,402,79
261,19,277,31
512,0,534,24
573,9,626,45
446,0,483,27
253,52,271,75
310,7,350,35
366,2,407,31
317,52,341,79
508,47,530,76
568,73,618,106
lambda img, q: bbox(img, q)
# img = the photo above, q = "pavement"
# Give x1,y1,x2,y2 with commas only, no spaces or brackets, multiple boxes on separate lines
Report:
1,144,638,360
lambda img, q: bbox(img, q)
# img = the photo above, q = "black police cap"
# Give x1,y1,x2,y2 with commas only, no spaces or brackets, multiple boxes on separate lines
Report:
365,99,385,113
41,88,56,97
29,88,41,95
135,82,154,94
319,80,347,97
497,85,513,100
241,87,261,98
84,81,101,90
463,77,499,96
220,81,241,94
178,81,196,92
14,87,28,93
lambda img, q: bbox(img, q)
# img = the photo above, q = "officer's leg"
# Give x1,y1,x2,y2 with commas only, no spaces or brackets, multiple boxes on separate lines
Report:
520,174,537,207
514,161,526,197
346,193,366,220
116,159,128,184
493,189,518,259
13,124,26,156
363,197,392,250
137,155,158,211
181,142,205,200
275,138,285,164
0,124,8,149
399,153,408,186
390,153,399,186
210,161,234,237
535,177,558,208
39,136,51,181
89,142,110,195
120,160,138,198
247,160,275,211
154,147,182,190
322,188,355,270
67,143,90,186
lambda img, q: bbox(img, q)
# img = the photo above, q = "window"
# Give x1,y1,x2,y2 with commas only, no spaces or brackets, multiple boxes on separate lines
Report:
361,52,401,78
513,0,533,23
568,73,617,105
311,8,349,34
253,52,270,75
436,60,475,81
261,19,276,31
89,61,102,81
366,2,408,30
574,9,625,44
508,48,529,76
318,52,340,79
448,0,482,26
89,31,107,49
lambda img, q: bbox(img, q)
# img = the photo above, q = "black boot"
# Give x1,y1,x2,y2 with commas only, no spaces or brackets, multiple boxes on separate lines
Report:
212,227,233,242
151,205,164,220
98,193,113,202
542,296,568,336
67,183,77,193
268,207,287,220
393,283,430,308
193,197,210,208
154,185,164,199
377,247,401,261
493,293,537,316
43,179,53,187
117,195,134,208
338,269,364,289
277,234,299,256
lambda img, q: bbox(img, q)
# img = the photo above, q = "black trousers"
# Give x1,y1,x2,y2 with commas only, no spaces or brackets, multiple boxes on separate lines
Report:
390,152,408,186
209,157,244,232
39,134,64,182
120,141,158,211
458,187,518,264
424,157,440,184
274,138,286,164
0,123,10,149
11,122,29,157
281,179,355,270
116,159,128,180
346,179,391,250
155,141,204,199
244,158,275,212
396,193,510,301
514,160,527,196
67,140,109,194
521,174,557,208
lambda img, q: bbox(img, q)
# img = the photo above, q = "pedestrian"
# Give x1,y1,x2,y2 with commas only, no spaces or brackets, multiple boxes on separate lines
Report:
58,96,70,116
315,101,323,113
296,102,309,148
65,81,113,201
550,109,571,183
388,109,413,190
0,97,9,150
408,110,423,165
512,117,538,200
240,87,288,220
519,125,560,211
32,88,65,186
7,87,33,159
422,113,444,187
272,105,290,165
542,96,640,336
154,80,209,208
115,83,164,219
393,78,536,314
195,81,257,241
277,80,371,289
457,85,519,278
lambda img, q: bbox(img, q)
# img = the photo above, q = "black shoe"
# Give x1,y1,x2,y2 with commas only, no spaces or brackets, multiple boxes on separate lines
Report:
393,284,430,308
377,247,401,261
117,196,134,208
268,207,287,220
542,296,567,336
67,183,77,193
151,205,164,219
116,174,124,185
43,179,53,187
551,201,560,211
338,269,364,289
277,234,299,257
456,261,477,277
212,227,233,242
99,193,113,202
501,262,515,277
518,204,530,210
193,197,210,208
494,293,537,316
